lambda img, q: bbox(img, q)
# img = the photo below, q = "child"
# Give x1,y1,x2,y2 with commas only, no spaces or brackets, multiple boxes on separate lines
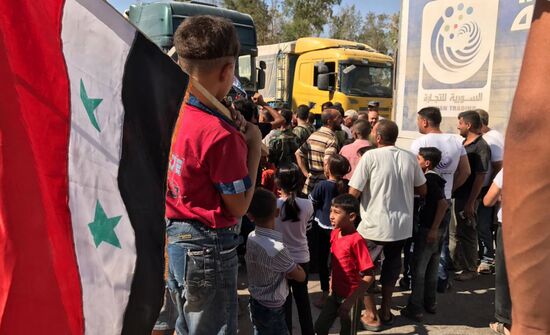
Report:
310,154,351,308
165,16,262,335
314,194,375,335
401,147,448,321
274,164,315,335
246,189,306,335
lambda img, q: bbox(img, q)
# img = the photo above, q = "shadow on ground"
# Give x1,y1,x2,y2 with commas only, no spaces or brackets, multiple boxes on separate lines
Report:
238,261,496,335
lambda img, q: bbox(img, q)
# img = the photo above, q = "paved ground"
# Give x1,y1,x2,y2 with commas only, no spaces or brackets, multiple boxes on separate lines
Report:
237,266,496,335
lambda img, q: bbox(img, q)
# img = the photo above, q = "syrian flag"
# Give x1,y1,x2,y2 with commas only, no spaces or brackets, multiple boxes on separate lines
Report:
0,0,187,334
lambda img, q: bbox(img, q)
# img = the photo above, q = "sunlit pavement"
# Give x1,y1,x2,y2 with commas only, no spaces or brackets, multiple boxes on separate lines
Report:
237,264,495,335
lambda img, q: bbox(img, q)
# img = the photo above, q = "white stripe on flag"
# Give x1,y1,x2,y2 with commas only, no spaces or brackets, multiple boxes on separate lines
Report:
62,0,137,333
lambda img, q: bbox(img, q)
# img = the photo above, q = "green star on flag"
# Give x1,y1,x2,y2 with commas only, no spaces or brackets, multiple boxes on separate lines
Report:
88,200,122,248
80,79,103,132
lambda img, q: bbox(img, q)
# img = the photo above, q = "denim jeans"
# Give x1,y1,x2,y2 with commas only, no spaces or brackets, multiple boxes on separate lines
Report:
249,298,289,335
284,263,314,335
438,201,452,281
477,201,496,264
408,227,445,312
153,285,178,331
166,220,240,335
495,224,512,325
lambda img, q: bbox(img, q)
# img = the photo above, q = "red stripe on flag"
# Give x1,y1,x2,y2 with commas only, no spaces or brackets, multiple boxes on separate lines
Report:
0,1,83,334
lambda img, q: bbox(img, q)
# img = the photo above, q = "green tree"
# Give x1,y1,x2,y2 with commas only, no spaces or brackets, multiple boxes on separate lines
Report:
280,0,342,41
387,12,400,56
329,4,362,41
358,12,389,53
223,0,273,44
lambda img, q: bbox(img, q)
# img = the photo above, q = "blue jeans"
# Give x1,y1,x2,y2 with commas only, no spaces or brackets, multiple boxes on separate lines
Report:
166,220,240,335
408,227,445,312
249,298,288,335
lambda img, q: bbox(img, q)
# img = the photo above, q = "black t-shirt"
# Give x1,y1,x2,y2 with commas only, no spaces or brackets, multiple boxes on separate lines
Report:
453,135,491,199
310,180,347,229
416,171,447,229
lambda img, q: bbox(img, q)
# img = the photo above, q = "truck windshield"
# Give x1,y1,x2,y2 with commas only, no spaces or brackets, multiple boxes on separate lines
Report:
340,63,393,98
236,55,254,92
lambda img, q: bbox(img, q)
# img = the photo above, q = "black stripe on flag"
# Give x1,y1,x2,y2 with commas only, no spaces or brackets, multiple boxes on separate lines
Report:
119,31,187,335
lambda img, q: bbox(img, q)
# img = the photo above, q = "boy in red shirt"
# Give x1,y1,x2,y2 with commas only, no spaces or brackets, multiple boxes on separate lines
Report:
165,16,262,335
314,194,376,335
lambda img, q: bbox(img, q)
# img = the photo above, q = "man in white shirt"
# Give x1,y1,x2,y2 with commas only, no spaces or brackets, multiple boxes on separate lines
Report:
349,119,427,329
410,107,471,291
475,109,504,274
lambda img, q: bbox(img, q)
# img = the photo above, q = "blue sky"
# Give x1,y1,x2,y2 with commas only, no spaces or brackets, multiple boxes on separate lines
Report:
108,0,400,15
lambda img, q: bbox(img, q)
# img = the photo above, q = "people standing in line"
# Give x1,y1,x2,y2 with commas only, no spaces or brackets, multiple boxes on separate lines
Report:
314,194,376,335
401,147,449,322
268,109,300,168
310,154,351,309
409,106,471,292
246,189,306,335
349,119,427,330
293,105,315,146
273,164,315,335
483,169,511,335
295,108,342,195
340,120,372,180
165,16,262,335
451,111,491,281
475,109,504,274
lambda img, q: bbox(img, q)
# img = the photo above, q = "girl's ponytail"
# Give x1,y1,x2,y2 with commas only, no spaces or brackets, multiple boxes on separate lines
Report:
327,153,351,195
275,163,304,222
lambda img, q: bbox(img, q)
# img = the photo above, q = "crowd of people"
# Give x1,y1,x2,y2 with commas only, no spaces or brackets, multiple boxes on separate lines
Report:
155,14,509,335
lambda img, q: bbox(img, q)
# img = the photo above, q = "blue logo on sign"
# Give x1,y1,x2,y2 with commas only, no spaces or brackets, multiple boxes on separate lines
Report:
431,4,480,73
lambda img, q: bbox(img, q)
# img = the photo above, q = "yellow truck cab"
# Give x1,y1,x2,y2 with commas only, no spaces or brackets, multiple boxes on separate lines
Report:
258,37,394,118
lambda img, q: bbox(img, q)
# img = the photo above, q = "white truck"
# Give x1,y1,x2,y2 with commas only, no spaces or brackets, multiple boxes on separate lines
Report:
395,0,535,145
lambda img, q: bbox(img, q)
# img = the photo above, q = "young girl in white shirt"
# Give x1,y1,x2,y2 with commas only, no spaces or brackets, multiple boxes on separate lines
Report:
275,163,315,335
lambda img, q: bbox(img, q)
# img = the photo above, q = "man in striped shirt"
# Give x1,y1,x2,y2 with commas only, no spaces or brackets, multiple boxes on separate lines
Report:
246,189,306,335
295,108,342,194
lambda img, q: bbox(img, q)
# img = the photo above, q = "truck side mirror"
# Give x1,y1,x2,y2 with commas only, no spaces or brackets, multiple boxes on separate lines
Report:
318,73,331,91
317,63,328,74
259,60,267,70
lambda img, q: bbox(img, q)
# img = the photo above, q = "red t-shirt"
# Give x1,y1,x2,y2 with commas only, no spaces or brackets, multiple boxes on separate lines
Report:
330,228,375,298
165,96,250,229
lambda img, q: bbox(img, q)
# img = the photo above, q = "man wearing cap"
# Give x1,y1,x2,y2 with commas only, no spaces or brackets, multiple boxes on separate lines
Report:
367,101,380,128
342,109,358,138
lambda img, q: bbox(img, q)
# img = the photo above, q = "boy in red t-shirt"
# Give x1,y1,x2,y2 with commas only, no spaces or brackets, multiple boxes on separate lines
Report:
165,16,262,335
314,194,376,335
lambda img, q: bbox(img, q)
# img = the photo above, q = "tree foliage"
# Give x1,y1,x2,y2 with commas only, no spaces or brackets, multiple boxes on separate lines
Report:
329,5,362,41
280,0,341,41
220,0,400,54
223,0,272,44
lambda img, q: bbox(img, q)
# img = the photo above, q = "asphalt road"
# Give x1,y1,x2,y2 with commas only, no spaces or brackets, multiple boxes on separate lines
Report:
237,267,496,335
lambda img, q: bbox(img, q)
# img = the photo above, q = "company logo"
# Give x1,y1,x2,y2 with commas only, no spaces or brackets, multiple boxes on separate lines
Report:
432,5,480,72
420,1,499,86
